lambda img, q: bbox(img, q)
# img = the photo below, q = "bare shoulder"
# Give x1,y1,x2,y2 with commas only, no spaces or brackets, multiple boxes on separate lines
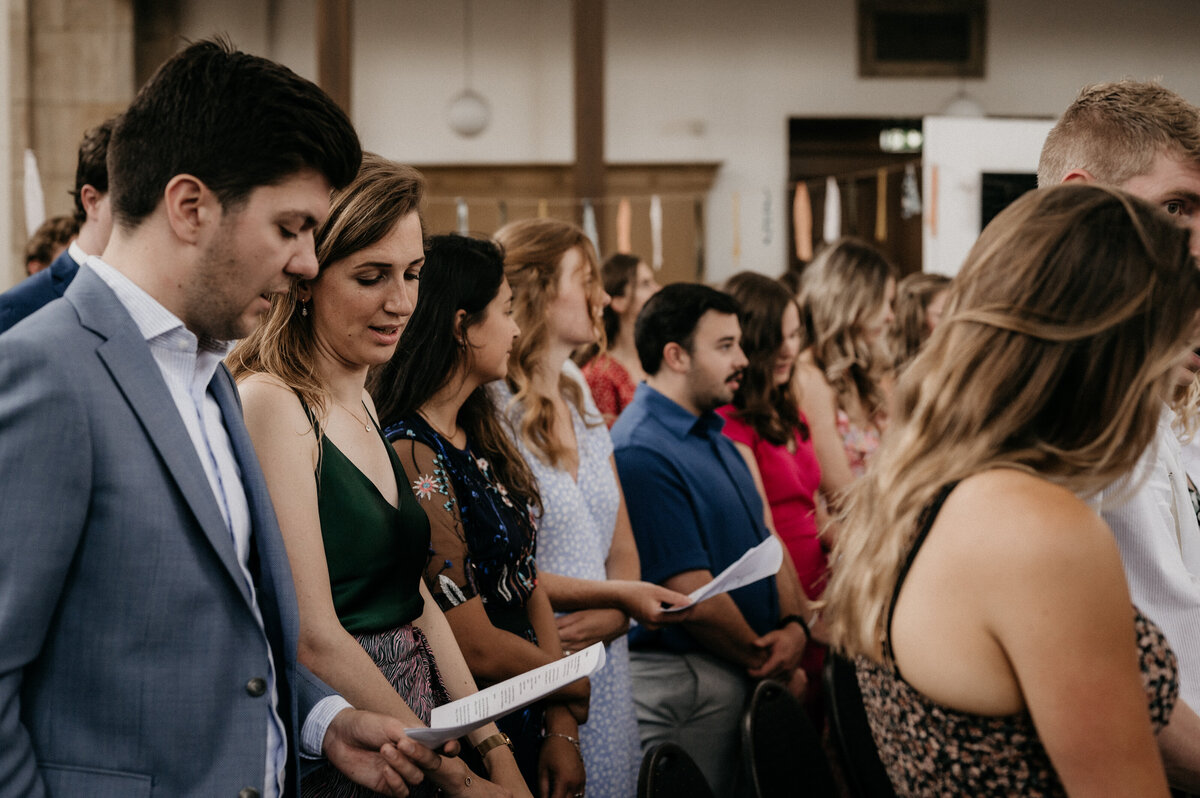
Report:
941,469,1118,577
235,372,314,443
794,356,835,406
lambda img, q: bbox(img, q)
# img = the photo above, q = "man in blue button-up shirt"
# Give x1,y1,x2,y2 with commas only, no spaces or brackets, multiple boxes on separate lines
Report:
612,283,813,797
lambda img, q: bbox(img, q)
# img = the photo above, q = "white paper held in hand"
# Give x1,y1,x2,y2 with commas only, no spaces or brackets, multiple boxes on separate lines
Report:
663,535,783,612
405,642,606,747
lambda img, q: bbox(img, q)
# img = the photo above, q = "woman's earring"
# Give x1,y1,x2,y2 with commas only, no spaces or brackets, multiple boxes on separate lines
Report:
300,301,309,317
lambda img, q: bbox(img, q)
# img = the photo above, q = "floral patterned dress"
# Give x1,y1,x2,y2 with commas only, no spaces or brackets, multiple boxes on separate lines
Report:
385,414,544,786
857,483,1180,796
493,361,641,798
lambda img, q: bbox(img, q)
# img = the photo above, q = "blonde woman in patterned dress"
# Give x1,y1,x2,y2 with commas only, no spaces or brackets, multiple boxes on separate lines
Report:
823,185,1200,796
494,219,692,798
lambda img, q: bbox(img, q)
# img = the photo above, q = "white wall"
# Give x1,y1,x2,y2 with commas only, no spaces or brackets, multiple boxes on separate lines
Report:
179,0,1200,282
921,116,1055,277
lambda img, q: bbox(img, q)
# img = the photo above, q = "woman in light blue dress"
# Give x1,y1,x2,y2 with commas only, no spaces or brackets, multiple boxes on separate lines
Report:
493,218,692,797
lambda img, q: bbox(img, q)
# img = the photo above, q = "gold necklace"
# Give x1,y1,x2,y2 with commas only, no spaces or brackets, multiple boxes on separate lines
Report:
333,397,373,432
418,409,462,443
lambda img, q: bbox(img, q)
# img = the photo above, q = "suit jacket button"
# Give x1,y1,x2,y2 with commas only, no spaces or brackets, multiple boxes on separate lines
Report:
238,789,261,798
245,677,267,697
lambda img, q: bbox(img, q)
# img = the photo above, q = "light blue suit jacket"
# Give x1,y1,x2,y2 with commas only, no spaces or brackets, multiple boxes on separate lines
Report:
0,267,334,797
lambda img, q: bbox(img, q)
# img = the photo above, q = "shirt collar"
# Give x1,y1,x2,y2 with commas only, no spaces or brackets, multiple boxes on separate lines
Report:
84,255,234,357
67,239,89,267
637,383,726,440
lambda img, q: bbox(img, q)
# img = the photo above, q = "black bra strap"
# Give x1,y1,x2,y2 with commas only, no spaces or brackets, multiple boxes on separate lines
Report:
882,481,960,673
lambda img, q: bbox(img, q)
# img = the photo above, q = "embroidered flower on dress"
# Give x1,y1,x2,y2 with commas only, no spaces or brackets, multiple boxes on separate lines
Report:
412,474,437,501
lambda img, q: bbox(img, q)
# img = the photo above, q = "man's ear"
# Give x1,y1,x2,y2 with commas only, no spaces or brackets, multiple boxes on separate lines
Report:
162,174,218,245
79,184,105,220
1061,168,1097,185
660,340,691,374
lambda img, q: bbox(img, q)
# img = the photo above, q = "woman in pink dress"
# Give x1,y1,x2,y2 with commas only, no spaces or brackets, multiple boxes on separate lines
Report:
581,253,660,427
718,272,825,706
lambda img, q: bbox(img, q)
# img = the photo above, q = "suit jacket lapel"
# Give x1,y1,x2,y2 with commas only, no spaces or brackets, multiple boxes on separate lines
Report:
208,365,299,653
69,268,254,606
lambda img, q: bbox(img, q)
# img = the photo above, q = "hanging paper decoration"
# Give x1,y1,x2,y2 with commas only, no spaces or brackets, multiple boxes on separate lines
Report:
650,194,663,270
901,163,922,220
793,182,813,262
23,149,45,237
844,179,859,236
875,169,888,244
582,199,599,252
616,197,632,254
497,199,508,227
823,176,841,244
732,191,742,267
761,189,772,246
456,197,469,235
928,165,938,237
537,198,549,218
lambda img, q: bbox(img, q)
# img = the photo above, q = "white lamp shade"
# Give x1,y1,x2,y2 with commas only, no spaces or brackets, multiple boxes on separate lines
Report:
447,89,491,137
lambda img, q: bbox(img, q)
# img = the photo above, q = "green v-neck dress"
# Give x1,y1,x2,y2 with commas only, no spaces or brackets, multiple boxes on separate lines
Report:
300,402,449,798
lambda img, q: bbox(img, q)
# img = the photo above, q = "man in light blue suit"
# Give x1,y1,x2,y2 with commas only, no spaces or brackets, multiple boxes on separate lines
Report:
0,40,441,797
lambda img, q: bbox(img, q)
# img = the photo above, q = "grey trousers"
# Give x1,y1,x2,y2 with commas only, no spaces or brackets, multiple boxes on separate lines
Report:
629,649,752,798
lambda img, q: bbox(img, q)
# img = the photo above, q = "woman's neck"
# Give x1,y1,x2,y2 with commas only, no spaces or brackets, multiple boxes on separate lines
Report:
529,339,573,399
420,368,479,444
314,349,369,407
609,328,645,382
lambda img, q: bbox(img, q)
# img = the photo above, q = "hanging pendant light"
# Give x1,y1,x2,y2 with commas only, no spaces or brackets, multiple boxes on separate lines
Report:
447,0,491,137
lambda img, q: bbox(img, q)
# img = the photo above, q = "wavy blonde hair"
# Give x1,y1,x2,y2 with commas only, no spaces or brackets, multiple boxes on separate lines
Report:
494,218,606,468
890,272,952,371
798,237,897,423
227,154,425,422
823,184,1200,659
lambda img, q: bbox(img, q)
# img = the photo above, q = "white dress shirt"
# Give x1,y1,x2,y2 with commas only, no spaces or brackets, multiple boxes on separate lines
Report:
1091,405,1200,710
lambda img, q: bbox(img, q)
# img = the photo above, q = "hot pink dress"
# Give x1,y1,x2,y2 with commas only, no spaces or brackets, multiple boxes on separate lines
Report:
716,407,826,600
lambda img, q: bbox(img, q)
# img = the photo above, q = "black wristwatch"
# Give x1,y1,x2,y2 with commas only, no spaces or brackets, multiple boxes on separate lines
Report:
777,613,810,638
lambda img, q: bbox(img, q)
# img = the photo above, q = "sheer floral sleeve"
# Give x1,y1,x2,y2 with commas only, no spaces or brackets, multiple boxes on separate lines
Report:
391,435,479,612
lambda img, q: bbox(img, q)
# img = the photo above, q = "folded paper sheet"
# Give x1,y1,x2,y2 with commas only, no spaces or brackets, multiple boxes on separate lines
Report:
406,642,607,747
663,535,783,613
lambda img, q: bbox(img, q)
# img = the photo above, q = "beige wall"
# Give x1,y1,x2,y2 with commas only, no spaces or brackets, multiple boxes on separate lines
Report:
170,0,1200,283
6,0,1200,288
4,0,133,289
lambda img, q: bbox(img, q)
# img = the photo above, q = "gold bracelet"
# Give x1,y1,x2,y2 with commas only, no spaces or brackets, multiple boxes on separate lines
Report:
474,731,514,758
543,731,582,757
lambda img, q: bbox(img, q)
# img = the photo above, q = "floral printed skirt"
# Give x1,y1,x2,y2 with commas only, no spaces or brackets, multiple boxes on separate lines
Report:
302,623,450,798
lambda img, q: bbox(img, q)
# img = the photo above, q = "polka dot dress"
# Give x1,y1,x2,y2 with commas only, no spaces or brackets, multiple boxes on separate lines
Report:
493,361,642,798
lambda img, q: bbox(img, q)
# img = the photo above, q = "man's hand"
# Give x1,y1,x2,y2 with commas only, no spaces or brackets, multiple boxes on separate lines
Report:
746,623,807,680
323,708,441,797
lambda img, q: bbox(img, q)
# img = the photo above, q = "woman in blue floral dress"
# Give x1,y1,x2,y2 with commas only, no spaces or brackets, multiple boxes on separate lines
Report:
371,234,588,798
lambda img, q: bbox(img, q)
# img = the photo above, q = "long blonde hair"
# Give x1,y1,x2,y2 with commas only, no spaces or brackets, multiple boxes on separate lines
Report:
798,237,897,423
890,271,951,371
494,218,606,468
227,154,425,419
823,184,1200,658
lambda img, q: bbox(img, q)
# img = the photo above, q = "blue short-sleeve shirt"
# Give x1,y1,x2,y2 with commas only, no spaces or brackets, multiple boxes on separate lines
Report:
611,383,780,653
